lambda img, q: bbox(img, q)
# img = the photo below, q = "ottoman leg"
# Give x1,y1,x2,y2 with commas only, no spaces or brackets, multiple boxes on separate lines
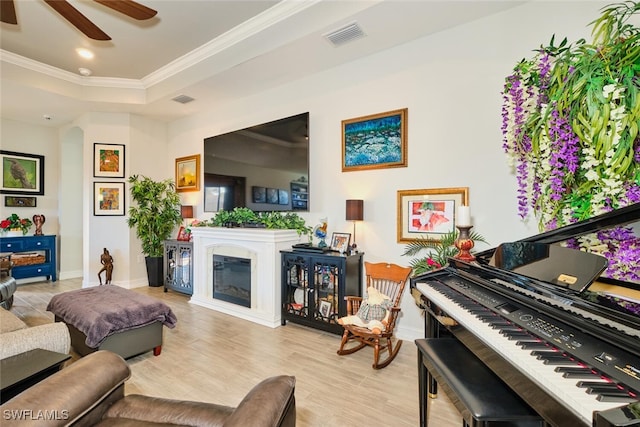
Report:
153,345,162,356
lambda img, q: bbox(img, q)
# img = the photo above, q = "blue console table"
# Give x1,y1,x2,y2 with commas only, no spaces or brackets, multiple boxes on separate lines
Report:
0,235,57,282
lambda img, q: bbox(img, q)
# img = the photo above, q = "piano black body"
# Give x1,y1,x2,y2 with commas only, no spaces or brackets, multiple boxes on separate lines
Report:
411,203,640,427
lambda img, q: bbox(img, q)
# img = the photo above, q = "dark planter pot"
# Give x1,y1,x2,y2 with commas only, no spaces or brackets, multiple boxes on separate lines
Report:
145,256,164,287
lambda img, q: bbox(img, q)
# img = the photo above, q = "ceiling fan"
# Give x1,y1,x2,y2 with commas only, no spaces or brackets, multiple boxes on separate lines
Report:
0,0,157,40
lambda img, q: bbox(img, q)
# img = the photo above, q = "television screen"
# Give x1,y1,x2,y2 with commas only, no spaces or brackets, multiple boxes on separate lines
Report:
203,113,309,212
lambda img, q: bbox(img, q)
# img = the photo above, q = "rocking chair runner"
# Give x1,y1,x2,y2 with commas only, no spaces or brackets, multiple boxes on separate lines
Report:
337,261,412,369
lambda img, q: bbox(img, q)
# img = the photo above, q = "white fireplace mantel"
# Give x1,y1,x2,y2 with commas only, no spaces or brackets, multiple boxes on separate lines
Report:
190,227,303,328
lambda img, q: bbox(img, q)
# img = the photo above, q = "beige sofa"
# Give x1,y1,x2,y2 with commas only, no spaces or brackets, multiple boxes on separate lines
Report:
0,306,71,359
1,350,297,427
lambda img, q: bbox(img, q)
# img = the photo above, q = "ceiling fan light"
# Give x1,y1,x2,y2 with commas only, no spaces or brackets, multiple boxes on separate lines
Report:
76,48,94,59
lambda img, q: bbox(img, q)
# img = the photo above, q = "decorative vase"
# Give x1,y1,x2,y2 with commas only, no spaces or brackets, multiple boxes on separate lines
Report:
4,229,24,237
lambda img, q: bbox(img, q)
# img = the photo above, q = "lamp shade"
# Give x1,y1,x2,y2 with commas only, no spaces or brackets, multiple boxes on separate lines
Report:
346,199,363,221
180,205,194,219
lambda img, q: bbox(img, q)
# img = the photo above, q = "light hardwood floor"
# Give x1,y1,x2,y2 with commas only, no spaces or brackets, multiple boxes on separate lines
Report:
11,278,462,426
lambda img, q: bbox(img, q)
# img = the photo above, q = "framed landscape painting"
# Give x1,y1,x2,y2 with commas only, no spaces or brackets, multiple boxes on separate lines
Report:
94,143,125,178
0,150,45,195
397,187,468,243
94,182,125,216
175,154,200,192
342,108,408,172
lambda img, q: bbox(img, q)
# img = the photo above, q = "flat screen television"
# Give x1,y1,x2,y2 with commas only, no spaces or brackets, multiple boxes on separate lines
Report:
203,112,309,212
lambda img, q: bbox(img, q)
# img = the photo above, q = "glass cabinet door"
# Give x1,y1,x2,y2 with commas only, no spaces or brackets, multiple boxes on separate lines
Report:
311,259,341,324
283,255,309,317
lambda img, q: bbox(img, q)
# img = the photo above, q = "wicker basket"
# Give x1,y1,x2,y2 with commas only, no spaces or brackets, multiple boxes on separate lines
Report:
12,253,46,266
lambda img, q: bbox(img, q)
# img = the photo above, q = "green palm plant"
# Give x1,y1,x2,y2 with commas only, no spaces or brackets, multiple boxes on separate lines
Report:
402,229,487,276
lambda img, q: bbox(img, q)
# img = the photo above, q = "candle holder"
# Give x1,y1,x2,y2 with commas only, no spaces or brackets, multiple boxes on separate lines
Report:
454,225,476,262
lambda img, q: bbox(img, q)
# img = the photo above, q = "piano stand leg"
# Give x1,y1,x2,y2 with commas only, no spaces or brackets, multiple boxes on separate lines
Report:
425,311,440,398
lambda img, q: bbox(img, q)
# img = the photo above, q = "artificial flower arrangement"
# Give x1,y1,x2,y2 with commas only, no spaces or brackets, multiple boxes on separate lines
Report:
501,2,639,230
501,2,639,312
1,213,33,235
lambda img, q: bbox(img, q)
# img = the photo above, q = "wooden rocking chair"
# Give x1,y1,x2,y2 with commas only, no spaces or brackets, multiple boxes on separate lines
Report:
337,261,412,369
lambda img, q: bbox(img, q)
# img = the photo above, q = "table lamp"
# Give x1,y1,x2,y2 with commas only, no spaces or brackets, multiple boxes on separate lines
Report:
346,199,364,253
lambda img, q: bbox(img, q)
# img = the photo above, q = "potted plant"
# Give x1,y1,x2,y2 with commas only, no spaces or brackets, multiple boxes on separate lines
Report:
1,214,33,236
402,229,487,276
194,208,311,236
127,175,182,286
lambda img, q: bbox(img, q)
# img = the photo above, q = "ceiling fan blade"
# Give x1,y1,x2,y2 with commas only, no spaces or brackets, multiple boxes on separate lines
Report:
1,0,18,24
93,0,157,20
44,0,111,40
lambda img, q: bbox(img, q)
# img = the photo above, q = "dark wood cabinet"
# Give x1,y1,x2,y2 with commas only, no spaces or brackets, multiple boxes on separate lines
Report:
281,250,363,334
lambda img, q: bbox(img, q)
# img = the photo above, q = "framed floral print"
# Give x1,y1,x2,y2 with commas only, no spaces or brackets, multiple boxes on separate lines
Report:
397,187,469,243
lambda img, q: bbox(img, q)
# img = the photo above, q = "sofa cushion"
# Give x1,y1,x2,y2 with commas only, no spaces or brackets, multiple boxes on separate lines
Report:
102,395,234,426
0,322,71,359
0,306,26,334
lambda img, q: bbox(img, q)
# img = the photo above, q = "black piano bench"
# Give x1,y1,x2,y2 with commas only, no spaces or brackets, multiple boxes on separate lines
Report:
416,338,545,427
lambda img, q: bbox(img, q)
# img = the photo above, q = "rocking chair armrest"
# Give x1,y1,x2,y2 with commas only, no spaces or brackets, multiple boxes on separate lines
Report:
344,296,363,315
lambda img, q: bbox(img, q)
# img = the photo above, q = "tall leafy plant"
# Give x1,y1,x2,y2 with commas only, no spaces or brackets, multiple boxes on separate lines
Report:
127,175,182,257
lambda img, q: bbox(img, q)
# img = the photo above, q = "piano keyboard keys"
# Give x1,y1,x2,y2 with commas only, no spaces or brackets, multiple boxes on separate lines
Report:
416,280,638,426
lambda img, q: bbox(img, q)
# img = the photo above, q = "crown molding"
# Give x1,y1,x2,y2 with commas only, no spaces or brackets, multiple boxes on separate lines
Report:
141,0,320,87
1,50,145,89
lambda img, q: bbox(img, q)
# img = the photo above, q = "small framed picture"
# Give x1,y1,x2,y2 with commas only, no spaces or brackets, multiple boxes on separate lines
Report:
5,196,37,207
176,226,190,241
319,300,332,318
267,188,279,204
252,186,266,203
330,232,351,253
94,182,125,216
94,143,125,178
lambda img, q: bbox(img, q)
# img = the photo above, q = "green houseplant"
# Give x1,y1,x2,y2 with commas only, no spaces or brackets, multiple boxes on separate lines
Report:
127,175,182,286
193,207,311,236
402,229,487,276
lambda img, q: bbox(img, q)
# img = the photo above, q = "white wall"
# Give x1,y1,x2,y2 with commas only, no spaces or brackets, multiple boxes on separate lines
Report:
0,2,609,339
166,2,606,340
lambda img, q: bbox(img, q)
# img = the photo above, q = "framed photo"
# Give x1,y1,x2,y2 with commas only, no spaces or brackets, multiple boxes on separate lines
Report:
94,182,125,216
319,300,332,318
278,189,289,205
0,150,45,195
176,226,190,241
342,108,408,172
252,186,266,203
93,143,125,178
175,154,200,192
5,196,36,207
397,187,468,243
330,232,351,253
267,188,279,204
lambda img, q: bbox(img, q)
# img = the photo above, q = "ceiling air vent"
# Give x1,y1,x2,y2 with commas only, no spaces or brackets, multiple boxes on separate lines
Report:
172,94,195,104
323,22,366,47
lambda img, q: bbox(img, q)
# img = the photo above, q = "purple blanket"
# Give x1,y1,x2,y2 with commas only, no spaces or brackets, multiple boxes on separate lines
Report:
47,285,177,348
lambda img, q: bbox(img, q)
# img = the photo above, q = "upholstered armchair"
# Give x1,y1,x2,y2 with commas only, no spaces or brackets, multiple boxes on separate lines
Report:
1,350,296,427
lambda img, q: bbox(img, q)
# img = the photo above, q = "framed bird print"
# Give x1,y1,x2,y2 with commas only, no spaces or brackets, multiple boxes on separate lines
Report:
0,150,45,195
